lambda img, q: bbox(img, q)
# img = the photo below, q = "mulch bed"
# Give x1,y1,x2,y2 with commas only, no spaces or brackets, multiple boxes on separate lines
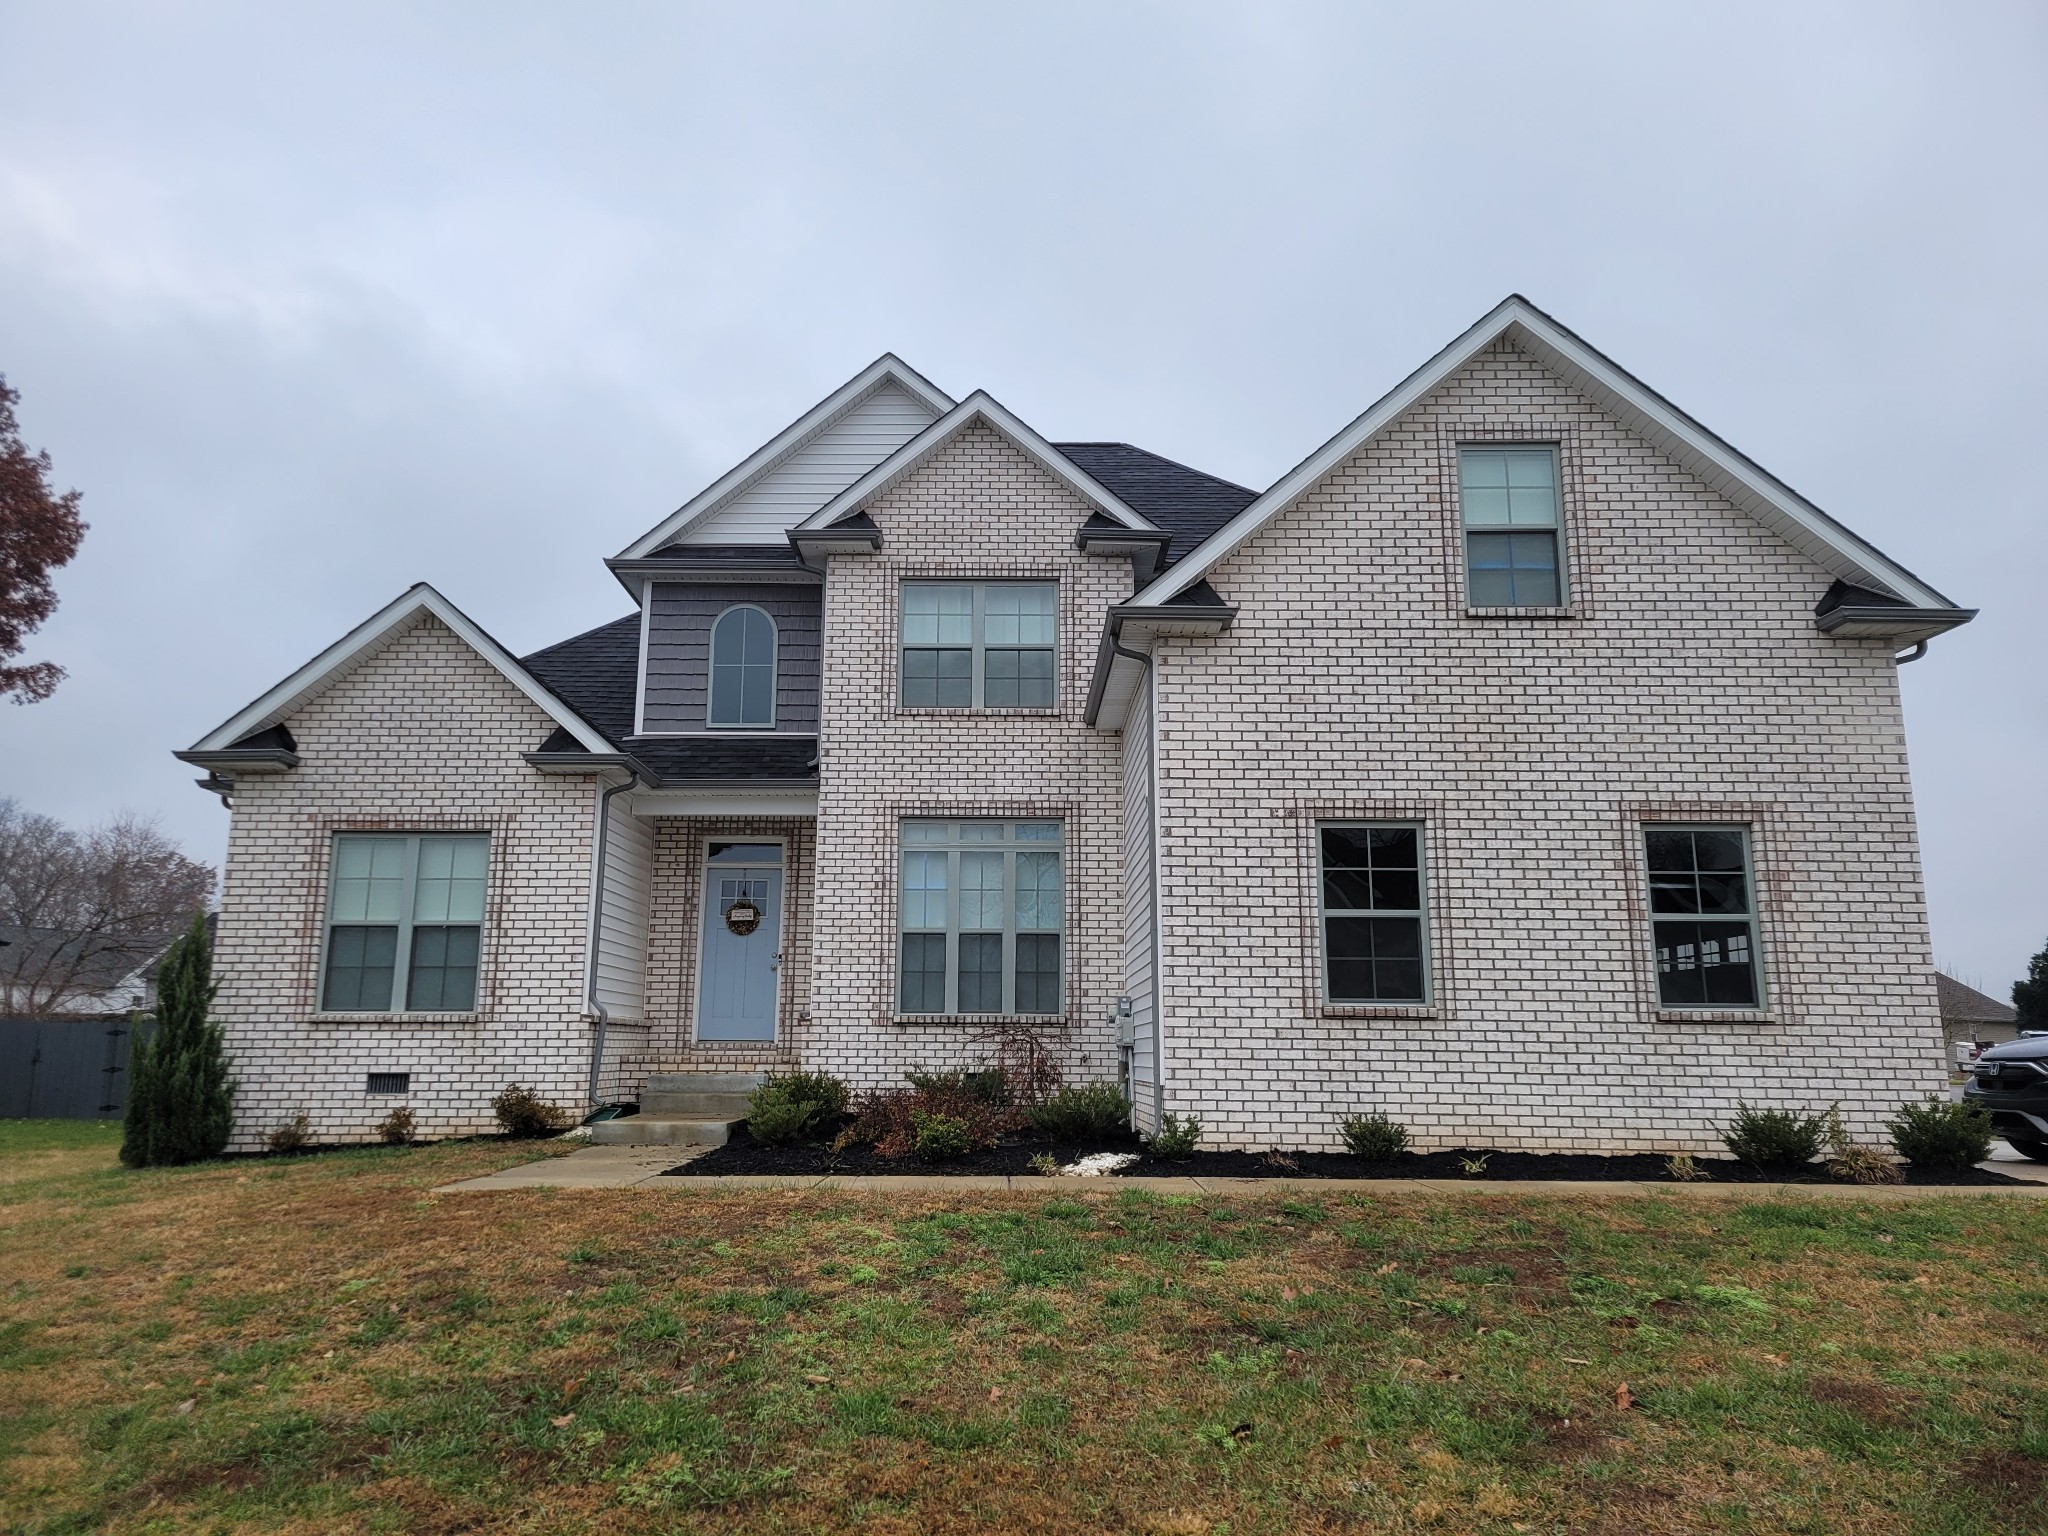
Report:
669,1124,2024,1185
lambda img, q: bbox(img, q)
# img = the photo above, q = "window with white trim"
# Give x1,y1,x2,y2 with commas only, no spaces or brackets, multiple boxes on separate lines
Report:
900,582,1056,708
898,820,1062,1015
322,834,488,1013
707,605,777,728
1318,824,1429,1004
1459,445,1564,607
1645,825,1762,1008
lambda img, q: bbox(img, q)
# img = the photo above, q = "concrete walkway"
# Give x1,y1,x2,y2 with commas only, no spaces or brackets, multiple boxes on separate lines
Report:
435,1142,2048,1199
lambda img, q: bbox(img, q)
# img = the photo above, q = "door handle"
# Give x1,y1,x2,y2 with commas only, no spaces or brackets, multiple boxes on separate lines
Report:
770,951,783,971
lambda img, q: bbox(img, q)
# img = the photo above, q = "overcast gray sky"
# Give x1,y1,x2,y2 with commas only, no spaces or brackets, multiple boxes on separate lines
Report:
2,1,2042,993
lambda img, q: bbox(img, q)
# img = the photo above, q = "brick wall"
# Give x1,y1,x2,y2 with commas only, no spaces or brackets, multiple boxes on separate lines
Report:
1149,339,1947,1152
210,615,602,1149
806,423,1132,1091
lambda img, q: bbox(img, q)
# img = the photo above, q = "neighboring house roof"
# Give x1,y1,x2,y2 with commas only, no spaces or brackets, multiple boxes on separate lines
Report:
615,354,955,559
1053,443,1259,565
794,392,1156,535
181,584,616,762
0,925,177,1012
1128,293,1974,626
1937,972,2018,1025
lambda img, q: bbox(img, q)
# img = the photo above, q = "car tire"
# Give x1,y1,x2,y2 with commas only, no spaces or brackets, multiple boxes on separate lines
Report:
2008,1136,2048,1164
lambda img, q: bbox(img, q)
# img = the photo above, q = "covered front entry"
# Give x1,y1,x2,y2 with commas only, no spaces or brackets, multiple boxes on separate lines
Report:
696,841,784,1041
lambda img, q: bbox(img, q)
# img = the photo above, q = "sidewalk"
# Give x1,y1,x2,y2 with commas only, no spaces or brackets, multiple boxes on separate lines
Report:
435,1142,2048,1198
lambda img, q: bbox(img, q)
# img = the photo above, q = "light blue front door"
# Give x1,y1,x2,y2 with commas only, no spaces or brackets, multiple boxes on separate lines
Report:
697,843,783,1041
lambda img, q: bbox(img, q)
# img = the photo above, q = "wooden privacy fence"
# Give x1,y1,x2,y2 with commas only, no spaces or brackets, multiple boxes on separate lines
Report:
0,1015,153,1120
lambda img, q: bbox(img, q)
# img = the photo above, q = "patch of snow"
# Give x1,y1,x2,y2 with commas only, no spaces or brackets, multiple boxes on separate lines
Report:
1062,1151,1139,1177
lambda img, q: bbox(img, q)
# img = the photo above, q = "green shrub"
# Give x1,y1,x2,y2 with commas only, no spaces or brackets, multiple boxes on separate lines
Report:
377,1107,416,1146
905,1064,1011,1106
493,1084,570,1138
1886,1096,1995,1169
1027,1083,1131,1140
1148,1113,1203,1160
1340,1111,1409,1160
266,1113,312,1154
1723,1103,1827,1169
746,1071,852,1145
911,1111,972,1162
120,912,236,1168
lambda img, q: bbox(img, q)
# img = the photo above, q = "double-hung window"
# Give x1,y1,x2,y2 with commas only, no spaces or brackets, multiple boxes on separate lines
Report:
898,820,1063,1015
322,834,488,1013
900,582,1056,708
1644,826,1762,1008
1318,824,1429,1004
1459,445,1564,607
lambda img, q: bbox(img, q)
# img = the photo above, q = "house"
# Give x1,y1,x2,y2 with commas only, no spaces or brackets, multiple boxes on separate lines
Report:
176,296,1976,1154
0,925,178,1018
1936,971,2021,1063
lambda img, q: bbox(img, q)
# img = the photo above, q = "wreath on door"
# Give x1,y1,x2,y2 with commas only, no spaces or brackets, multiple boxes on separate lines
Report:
724,894,763,936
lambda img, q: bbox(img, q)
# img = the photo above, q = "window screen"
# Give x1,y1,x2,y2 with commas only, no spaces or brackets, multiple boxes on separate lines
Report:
1645,826,1762,1008
1319,824,1429,1004
1459,446,1564,607
901,582,1055,708
897,820,1063,1015
322,834,487,1013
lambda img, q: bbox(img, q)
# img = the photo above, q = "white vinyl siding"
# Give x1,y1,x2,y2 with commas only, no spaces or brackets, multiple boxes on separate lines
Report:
1121,674,1159,1129
590,799,653,1022
677,381,940,544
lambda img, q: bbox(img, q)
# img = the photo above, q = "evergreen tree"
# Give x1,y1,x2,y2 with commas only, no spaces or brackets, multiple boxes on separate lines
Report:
120,912,235,1167
2017,938,2048,1034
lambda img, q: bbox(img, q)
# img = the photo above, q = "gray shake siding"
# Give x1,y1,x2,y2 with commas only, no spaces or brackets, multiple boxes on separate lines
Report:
640,581,822,733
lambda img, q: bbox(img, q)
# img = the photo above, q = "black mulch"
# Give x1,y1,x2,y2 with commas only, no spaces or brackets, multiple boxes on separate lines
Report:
667,1125,2024,1185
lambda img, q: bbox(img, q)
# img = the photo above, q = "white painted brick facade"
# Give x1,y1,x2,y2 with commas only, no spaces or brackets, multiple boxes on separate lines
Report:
805,423,1131,1091
1144,340,1947,1152
210,616,607,1149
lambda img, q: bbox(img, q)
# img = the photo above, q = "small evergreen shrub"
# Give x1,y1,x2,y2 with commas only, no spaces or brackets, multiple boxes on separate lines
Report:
746,1072,852,1146
1148,1113,1203,1160
911,1111,972,1162
905,1064,1011,1106
1723,1103,1827,1169
493,1084,570,1138
120,912,236,1168
1340,1111,1409,1161
377,1107,416,1145
267,1113,312,1154
1886,1096,1995,1169
1027,1083,1130,1140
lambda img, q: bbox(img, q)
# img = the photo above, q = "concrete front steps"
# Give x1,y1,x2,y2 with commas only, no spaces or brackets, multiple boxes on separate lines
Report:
588,1072,765,1147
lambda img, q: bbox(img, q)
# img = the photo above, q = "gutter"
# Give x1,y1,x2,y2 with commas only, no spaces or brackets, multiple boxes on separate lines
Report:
584,766,644,1111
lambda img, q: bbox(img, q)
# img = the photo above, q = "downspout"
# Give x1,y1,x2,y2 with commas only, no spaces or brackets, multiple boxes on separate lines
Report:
584,767,642,1111
1894,641,1928,665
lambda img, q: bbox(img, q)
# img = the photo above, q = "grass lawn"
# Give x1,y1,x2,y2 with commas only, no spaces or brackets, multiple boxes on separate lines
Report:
2,1123,2046,1534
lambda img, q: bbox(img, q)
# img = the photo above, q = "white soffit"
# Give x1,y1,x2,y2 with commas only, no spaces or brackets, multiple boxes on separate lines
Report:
616,355,955,558
187,583,614,754
795,391,1157,533
1134,296,1957,611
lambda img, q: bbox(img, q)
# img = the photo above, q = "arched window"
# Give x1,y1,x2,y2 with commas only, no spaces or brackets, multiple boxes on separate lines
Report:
707,605,777,728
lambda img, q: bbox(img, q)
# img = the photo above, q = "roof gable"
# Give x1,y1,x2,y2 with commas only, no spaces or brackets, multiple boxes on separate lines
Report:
185,584,613,755
1131,295,1963,613
617,356,954,558
794,392,1155,534
1052,443,1258,565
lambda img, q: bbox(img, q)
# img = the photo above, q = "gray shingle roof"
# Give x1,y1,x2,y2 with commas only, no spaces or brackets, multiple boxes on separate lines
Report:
1052,443,1258,566
1937,971,2017,1024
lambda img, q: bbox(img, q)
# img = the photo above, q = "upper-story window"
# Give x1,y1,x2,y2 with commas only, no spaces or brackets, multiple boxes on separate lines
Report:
900,582,1056,708
707,605,777,728
1459,445,1564,608
322,833,488,1013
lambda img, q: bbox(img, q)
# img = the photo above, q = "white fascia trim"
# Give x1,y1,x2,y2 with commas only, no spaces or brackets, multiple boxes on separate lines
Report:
1134,296,1957,611
794,391,1157,534
187,583,615,755
616,354,955,559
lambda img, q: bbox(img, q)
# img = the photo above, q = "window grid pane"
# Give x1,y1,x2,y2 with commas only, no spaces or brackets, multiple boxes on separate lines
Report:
896,820,1063,1016
708,607,776,727
900,582,1056,708
324,833,488,1014
1646,826,1761,1008
1460,445,1564,607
